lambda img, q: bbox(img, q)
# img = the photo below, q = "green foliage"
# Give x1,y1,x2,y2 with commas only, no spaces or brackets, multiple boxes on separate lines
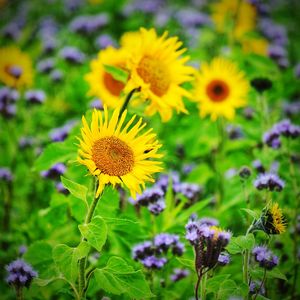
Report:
103,64,129,83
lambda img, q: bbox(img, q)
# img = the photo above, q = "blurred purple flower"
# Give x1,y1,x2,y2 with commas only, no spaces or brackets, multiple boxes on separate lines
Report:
25,90,46,104
95,34,117,50
59,46,85,64
170,268,190,282
254,173,284,191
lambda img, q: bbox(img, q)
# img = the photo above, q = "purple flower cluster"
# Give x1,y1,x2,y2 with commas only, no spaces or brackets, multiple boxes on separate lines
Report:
170,268,190,282
37,58,55,74
5,259,37,288
0,167,13,182
132,233,184,269
123,0,164,16
283,101,300,117
254,173,284,192
59,46,85,64
95,34,117,50
226,125,244,140
252,246,279,270
0,87,19,118
175,9,211,28
249,280,265,295
185,216,231,270
19,136,35,149
25,90,46,104
263,119,300,149
41,163,66,180
49,120,76,142
70,13,109,34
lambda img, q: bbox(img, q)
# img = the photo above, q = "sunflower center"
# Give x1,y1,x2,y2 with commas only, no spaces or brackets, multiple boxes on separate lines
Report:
103,72,125,97
137,56,170,97
206,79,230,102
92,136,134,176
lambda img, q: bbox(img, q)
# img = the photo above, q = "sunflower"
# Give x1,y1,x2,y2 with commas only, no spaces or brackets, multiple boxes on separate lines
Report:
85,47,129,108
78,106,163,198
193,57,249,121
125,28,194,122
212,0,257,40
0,46,33,89
265,203,286,234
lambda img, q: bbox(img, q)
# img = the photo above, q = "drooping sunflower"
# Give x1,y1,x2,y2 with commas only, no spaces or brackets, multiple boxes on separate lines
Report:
193,57,249,121
265,203,286,234
212,0,257,40
78,106,163,198
0,46,33,89
85,47,129,108
125,28,195,122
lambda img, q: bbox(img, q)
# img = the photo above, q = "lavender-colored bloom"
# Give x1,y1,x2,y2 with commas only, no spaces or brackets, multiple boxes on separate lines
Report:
274,119,300,138
148,199,166,215
141,255,167,269
59,47,85,64
154,9,172,27
252,160,265,174
41,163,66,180
41,37,57,54
283,101,300,117
64,0,84,13
174,182,202,200
38,17,58,37
123,0,164,15
19,245,27,256
95,34,117,50
90,98,103,110
252,246,279,270
0,167,13,182
170,268,189,282
260,19,288,46
218,253,230,266
263,129,281,149
294,63,300,78
249,280,266,295
198,217,219,227
254,173,285,191
243,107,254,119
155,172,180,193
70,14,109,34
225,168,237,179
182,163,196,175
49,120,76,142
37,58,55,74
19,136,34,149
55,182,69,195
172,241,185,256
154,233,179,252
2,22,21,40
25,90,46,104
176,9,212,28
5,259,37,288
226,125,244,140
7,65,23,79
132,241,154,260
50,69,64,82
0,87,19,104
268,44,287,60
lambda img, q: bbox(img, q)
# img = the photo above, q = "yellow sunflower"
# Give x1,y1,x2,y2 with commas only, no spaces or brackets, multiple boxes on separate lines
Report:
125,28,195,122
193,57,249,121
212,0,257,40
85,47,129,108
0,46,33,89
78,106,163,198
241,37,269,56
265,203,286,234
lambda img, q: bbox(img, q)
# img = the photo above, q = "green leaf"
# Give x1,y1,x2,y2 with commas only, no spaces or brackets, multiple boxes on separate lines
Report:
241,208,260,220
34,141,76,171
24,241,57,279
176,257,194,269
206,275,230,293
52,243,90,283
103,64,128,83
61,176,88,207
79,216,107,252
93,256,154,299
226,234,255,254
217,279,238,300
250,267,287,281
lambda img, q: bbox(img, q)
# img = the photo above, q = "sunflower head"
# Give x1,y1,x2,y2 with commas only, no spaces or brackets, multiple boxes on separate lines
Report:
0,46,33,89
212,0,257,40
265,203,286,234
85,47,129,108
77,106,163,198
193,57,249,121
124,27,195,122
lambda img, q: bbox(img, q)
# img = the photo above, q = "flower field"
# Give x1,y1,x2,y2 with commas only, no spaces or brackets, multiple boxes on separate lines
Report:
1,0,300,299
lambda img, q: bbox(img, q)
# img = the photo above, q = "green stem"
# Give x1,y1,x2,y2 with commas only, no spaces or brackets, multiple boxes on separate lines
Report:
78,179,101,299
16,286,23,300
119,87,141,118
200,272,208,300
243,249,250,295
253,268,267,300
195,271,202,300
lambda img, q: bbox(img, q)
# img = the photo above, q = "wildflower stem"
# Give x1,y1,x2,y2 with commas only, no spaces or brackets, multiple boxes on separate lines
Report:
195,271,202,300
15,286,23,300
119,87,141,118
243,249,250,294
78,178,101,299
253,268,267,300
200,271,208,300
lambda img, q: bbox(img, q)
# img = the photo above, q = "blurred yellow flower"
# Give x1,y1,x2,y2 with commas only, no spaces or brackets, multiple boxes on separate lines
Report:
0,46,33,89
212,0,257,40
78,106,163,198
266,203,286,234
125,28,194,122
241,37,269,56
85,47,129,108
194,57,249,121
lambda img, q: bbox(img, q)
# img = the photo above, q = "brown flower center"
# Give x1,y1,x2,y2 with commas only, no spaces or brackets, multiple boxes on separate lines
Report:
92,136,134,176
206,79,230,102
137,56,170,97
103,72,125,97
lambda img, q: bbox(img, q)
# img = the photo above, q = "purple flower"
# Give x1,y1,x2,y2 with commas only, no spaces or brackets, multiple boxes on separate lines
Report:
243,107,254,119
141,255,167,269
95,34,117,50
252,160,265,174
18,245,27,256
0,87,19,104
25,90,46,104
155,172,180,193
154,233,179,252
5,259,37,288
2,22,21,40
283,101,300,117
249,280,265,295
170,268,189,282
218,253,230,266
182,163,196,175
19,136,35,149
41,163,66,180
176,9,212,28
254,173,285,191
294,63,300,78
132,241,154,260
50,69,64,83
55,182,69,195
41,37,57,54
59,46,85,64
49,120,76,142
37,58,55,74
252,246,279,270
148,199,166,215
226,125,244,140
90,98,103,110
0,167,13,182
70,14,109,34
198,217,219,227
174,182,202,200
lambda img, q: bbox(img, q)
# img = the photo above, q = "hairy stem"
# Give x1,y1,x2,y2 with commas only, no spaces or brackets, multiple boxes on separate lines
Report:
195,270,202,300
253,268,267,300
